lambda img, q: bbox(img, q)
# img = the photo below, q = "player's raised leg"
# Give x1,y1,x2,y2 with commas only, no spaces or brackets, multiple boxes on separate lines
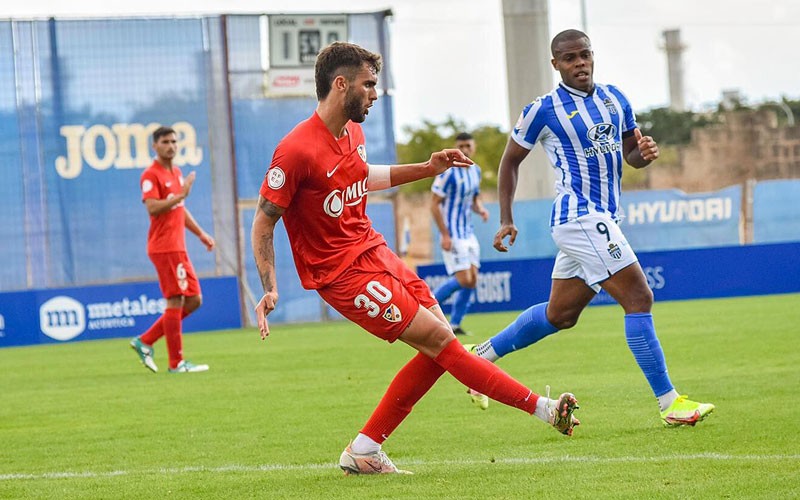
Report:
401,305,579,433
342,313,578,474
472,302,559,362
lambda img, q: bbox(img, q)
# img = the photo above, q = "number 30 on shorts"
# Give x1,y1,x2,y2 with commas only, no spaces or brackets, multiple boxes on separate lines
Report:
354,281,393,318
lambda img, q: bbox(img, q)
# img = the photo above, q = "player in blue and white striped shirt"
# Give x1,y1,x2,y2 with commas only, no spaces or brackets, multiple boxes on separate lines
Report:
470,30,714,426
431,133,489,338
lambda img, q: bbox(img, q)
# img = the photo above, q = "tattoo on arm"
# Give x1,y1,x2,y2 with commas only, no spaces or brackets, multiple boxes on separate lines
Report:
259,198,284,218
257,233,276,292
254,197,285,293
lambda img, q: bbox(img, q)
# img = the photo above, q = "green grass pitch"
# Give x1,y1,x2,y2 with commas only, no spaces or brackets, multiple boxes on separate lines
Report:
2,294,799,499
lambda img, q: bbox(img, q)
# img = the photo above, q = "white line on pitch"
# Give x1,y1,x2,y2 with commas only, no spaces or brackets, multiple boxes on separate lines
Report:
2,453,799,481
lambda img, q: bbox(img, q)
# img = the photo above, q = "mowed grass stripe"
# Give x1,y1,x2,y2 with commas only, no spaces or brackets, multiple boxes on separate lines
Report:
3,452,799,481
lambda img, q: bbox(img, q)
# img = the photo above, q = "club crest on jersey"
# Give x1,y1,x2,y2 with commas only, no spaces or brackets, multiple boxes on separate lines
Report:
603,98,617,114
382,304,402,323
608,242,622,260
357,144,367,162
267,167,286,189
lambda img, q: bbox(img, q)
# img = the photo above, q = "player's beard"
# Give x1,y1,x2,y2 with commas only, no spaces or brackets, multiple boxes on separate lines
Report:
344,88,367,123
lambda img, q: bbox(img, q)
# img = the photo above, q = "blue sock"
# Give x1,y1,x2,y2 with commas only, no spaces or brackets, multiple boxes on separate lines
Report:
450,287,474,326
434,277,461,304
489,302,558,358
624,313,674,397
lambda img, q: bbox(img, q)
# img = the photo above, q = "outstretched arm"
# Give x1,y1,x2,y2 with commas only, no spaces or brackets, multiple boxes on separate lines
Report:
493,138,530,252
368,149,473,190
251,195,285,339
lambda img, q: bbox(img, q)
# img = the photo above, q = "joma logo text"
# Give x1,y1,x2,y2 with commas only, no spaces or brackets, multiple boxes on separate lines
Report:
55,121,202,179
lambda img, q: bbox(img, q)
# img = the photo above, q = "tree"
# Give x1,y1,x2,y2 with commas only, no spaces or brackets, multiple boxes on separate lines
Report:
396,116,507,193
636,107,717,145
756,97,799,127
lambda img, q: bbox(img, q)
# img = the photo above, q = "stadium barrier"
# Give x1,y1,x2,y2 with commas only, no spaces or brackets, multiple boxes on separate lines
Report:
432,185,744,264
0,277,241,348
419,242,800,314
753,179,800,243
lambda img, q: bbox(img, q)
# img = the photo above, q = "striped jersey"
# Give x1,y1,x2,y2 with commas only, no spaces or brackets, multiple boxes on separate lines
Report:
431,163,482,239
511,82,637,226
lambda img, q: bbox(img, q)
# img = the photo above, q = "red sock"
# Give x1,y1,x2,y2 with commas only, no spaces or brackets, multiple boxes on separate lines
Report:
434,340,539,414
360,352,445,444
162,307,184,369
140,317,165,345
140,308,189,346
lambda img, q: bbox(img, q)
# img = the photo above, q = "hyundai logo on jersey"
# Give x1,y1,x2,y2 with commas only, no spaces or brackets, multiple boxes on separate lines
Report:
587,123,617,143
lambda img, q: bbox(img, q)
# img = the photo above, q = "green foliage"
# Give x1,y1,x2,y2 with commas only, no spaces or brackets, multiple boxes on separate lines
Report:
783,98,800,125
756,97,800,127
396,116,507,194
639,97,800,146
2,294,800,499
636,107,718,145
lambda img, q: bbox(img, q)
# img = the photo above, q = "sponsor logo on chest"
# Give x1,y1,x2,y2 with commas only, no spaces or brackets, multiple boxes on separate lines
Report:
322,143,369,218
584,123,622,158
323,178,369,218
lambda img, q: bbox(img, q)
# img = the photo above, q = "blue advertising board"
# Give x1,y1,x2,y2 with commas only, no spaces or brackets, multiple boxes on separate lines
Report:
418,242,800,314
0,276,241,348
431,186,743,264
753,179,800,243
620,186,742,251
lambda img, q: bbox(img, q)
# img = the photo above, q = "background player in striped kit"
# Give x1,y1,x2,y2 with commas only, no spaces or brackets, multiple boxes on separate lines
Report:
430,132,489,336
470,29,714,426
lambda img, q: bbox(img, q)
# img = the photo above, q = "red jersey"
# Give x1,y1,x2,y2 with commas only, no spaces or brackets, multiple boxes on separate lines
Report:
140,160,186,254
259,112,386,289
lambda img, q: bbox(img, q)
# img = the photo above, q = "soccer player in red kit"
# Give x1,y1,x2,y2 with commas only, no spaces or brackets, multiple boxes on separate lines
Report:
251,42,580,475
130,126,215,374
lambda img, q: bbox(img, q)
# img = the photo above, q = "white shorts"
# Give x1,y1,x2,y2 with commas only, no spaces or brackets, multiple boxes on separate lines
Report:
442,234,481,275
550,212,638,292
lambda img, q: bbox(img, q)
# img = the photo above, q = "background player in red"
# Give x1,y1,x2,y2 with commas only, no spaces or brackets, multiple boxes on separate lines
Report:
251,42,581,475
130,126,215,374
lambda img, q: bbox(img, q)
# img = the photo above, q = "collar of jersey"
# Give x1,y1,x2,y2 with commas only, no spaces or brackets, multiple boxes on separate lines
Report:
311,111,352,155
558,81,595,98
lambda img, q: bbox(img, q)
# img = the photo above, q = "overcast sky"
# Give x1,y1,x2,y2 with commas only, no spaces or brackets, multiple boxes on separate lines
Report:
5,0,799,136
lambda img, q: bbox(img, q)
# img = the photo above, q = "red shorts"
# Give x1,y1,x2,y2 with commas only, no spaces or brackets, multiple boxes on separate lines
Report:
317,245,437,343
149,251,201,298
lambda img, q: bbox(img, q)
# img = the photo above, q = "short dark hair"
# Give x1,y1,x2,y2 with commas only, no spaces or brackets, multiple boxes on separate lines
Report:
315,42,382,100
152,126,176,142
455,132,473,141
550,29,590,57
